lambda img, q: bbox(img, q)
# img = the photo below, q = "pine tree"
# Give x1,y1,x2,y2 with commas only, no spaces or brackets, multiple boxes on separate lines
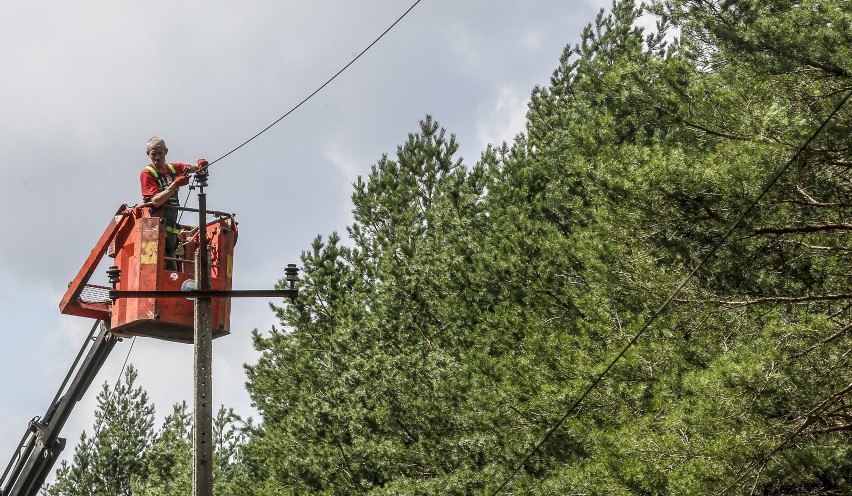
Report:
129,402,191,496
238,0,851,493
45,365,154,496
130,403,249,496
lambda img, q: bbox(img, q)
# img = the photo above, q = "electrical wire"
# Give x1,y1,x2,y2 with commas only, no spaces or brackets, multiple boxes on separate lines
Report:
209,0,422,167
92,336,136,439
178,0,422,220
108,0,422,450
489,89,852,496
64,0,423,473
111,336,136,398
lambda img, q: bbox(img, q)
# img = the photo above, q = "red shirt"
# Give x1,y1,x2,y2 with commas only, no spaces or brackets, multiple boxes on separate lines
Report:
140,162,191,201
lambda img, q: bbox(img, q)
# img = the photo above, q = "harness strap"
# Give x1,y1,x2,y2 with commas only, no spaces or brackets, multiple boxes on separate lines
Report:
145,164,181,206
145,163,178,183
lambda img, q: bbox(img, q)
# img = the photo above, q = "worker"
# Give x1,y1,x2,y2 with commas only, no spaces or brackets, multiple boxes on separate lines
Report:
140,137,209,270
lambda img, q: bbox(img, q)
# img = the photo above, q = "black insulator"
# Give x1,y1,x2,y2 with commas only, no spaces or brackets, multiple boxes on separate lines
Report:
284,264,299,289
106,266,121,287
195,167,209,187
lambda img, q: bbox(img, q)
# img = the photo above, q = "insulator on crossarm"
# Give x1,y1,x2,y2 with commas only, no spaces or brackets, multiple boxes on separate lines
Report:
284,264,299,290
107,266,121,288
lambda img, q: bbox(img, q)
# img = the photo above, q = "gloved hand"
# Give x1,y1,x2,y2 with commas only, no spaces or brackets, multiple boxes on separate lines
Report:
173,175,190,187
197,158,209,169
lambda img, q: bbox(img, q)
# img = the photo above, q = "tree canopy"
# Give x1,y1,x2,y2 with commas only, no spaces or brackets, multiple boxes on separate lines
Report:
242,0,851,494
47,0,852,494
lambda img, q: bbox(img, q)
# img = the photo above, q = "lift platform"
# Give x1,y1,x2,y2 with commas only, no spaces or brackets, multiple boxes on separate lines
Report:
59,204,238,343
4,166,298,496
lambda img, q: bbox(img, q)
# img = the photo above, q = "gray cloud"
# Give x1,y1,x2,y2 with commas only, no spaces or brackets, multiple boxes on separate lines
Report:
0,0,605,481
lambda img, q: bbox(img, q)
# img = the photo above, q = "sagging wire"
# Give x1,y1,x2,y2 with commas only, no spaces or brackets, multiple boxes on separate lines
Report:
177,0,422,222
91,336,136,441
89,0,426,470
490,88,852,496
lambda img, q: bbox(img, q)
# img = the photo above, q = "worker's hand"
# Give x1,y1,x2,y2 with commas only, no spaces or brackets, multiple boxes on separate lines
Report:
197,158,209,169
173,175,190,187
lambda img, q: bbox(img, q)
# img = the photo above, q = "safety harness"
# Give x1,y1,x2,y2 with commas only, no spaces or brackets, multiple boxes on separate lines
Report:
145,163,182,234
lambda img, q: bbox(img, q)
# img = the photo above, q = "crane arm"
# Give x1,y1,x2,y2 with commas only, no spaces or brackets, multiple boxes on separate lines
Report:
1,320,119,496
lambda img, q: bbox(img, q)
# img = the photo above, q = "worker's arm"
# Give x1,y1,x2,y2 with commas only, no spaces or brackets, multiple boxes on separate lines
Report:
140,160,205,206
148,179,185,207
153,161,205,204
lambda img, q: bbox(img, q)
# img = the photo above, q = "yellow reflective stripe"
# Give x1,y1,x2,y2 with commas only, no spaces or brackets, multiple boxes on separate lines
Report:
146,164,178,179
165,226,182,234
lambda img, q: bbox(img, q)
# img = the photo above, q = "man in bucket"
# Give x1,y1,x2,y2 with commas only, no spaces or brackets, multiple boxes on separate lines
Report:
140,136,208,270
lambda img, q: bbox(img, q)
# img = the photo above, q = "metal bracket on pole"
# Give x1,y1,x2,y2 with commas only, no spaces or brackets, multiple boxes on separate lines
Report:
109,289,298,299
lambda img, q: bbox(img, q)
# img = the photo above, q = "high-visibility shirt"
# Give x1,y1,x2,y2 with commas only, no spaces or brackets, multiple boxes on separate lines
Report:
140,162,191,204
139,162,191,235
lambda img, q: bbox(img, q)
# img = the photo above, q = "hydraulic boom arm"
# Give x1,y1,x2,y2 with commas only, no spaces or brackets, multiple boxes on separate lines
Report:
1,321,119,496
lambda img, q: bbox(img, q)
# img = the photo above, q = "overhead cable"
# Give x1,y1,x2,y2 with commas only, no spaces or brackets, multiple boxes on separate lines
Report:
491,88,852,496
209,0,423,167
179,0,422,218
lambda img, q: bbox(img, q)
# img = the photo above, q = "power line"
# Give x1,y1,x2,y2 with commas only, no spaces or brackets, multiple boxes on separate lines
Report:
208,0,423,167
75,0,423,475
93,336,136,439
490,88,852,496
178,0,422,220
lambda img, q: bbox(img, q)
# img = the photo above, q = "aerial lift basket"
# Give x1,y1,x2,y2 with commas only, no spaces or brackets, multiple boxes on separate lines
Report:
59,204,237,343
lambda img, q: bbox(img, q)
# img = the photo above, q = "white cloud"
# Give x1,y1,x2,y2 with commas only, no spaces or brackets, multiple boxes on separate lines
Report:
521,29,545,51
1,1,605,486
476,85,529,151
324,138,363,184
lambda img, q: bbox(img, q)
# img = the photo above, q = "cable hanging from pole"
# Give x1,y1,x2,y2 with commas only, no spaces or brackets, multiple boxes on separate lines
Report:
489,88,852,496
178,0,422,222
209,0,422,167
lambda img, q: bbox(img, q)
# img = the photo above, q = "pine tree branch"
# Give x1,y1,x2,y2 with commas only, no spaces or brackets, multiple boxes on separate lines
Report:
677,294,852,306
781,186,852,209
793,185,831,206
682,119,750,141
395,418,420,444
781,240,852,252
791,322,852,358
335,439,354,483
824,402,852,418
823,159,852,168
810,423,852,434
721,382,852,494
761,43,849,79
755,224,852,234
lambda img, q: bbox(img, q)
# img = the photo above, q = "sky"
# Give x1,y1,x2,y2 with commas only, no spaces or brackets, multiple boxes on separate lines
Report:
0,0,611,482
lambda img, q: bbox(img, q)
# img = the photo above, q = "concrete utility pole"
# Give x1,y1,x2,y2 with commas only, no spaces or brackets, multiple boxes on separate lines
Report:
96,166,300,496
193,167,213,496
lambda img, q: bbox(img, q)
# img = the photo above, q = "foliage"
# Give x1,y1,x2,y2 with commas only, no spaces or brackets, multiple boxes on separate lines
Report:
241,0,851,493
45,365,154,496
45,367,248,495
46,0,850,494
130,402,249,496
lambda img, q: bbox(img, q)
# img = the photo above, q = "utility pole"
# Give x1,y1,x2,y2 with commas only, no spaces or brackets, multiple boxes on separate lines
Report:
100,166,300,496
30,162,300,496
193,167,213,496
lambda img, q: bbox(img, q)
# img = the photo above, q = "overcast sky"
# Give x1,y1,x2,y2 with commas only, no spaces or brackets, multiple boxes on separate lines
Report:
0,0,610,480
